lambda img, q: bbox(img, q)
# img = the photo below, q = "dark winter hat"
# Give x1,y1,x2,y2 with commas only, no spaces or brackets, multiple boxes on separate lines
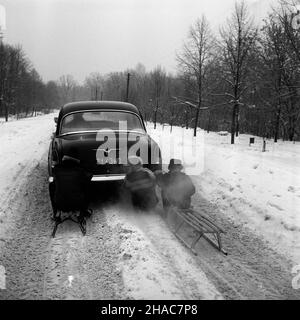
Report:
168,158,183,171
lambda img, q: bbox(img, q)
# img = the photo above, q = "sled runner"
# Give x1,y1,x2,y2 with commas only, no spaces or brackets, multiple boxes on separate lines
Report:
171,207,227,255
51,209,92,238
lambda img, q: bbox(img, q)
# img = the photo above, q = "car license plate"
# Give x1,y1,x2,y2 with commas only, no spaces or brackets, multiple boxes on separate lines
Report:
97,157,120,165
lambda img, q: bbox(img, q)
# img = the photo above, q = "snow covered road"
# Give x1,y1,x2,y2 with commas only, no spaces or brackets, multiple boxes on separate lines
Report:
0,114,299,299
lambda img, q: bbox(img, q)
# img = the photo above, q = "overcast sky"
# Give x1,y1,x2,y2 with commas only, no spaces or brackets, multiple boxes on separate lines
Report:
1,0,272,83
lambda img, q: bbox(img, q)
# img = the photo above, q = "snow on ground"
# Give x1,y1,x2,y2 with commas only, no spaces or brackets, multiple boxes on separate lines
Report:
105,205,223,300
0,114,56,236
147,123,300,264
0,113,224,299
0,114,298,299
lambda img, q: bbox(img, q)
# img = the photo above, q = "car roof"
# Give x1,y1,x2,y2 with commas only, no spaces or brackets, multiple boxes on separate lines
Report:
59,101,140,116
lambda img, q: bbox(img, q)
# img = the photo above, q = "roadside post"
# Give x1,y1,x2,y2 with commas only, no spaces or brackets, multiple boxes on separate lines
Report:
262,139,266,152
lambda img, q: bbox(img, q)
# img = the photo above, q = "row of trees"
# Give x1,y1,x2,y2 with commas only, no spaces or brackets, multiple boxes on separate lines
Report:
56,65,186,132
1,0,299,142
57,0,300,142
0,43,61,121
175,0,300,142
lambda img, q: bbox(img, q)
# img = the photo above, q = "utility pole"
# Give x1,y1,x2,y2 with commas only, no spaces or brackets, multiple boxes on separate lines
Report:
126,73,130,102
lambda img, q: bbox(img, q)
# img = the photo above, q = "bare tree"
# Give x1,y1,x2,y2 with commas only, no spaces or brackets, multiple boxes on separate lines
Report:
256,3,300,142
276,0,300,63
150,66,166,129
85,72,104,100
131,63,150,119
58,74,77,103
219,1,258,144
260,14,288,142
1,44,31,120
271,1,300,141
177,15,214,136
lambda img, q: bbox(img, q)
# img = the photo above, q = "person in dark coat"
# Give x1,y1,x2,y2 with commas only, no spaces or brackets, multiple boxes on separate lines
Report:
124,156,158,210
158,159,195,210
51,154,92,220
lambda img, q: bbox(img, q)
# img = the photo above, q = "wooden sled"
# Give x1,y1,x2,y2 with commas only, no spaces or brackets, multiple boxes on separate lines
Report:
171,207,227,255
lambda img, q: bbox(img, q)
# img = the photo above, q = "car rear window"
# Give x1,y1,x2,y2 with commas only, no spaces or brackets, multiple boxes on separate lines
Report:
60,111,144,134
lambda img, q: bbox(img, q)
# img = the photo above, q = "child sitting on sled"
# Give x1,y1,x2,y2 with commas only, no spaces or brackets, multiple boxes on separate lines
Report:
157,159,195,210
124,156,158,210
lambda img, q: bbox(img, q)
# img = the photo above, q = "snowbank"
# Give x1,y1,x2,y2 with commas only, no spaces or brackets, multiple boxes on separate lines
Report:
0,113,57,232
147,123,300,264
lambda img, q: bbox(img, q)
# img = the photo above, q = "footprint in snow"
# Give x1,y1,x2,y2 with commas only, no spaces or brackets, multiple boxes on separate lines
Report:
264,214,272,221
268,202,284,211
122,228,133,234
281,221,297,232
122,253,132,260
287,186,295,193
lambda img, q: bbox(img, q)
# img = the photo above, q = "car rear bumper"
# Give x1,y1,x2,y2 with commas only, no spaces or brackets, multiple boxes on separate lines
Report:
91,174,125,182
48,174,125,183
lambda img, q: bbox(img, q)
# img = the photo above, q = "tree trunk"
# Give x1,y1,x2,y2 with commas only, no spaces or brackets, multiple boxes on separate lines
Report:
231,103,237,144
154,104,158,130
193,100,201,137
235,105,239,137
274,105,281,143
288,116,295,141
206,110,211,133
5,103,8,122
185,111,189,129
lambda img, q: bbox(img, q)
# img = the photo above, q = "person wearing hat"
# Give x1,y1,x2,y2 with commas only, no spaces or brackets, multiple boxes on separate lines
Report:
158,158,195,210
124,156,158,210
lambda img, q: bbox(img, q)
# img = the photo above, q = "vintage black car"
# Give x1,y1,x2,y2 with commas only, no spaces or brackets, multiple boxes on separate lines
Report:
48,101,162,184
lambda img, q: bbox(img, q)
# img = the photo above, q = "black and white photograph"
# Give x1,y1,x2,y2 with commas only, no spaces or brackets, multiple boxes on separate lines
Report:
0,0,299,303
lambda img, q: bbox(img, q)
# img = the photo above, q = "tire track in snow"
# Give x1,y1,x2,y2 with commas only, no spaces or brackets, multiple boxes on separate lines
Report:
188,193,300,300
0,153,124,299
0,157,53,299
104,205,223,300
